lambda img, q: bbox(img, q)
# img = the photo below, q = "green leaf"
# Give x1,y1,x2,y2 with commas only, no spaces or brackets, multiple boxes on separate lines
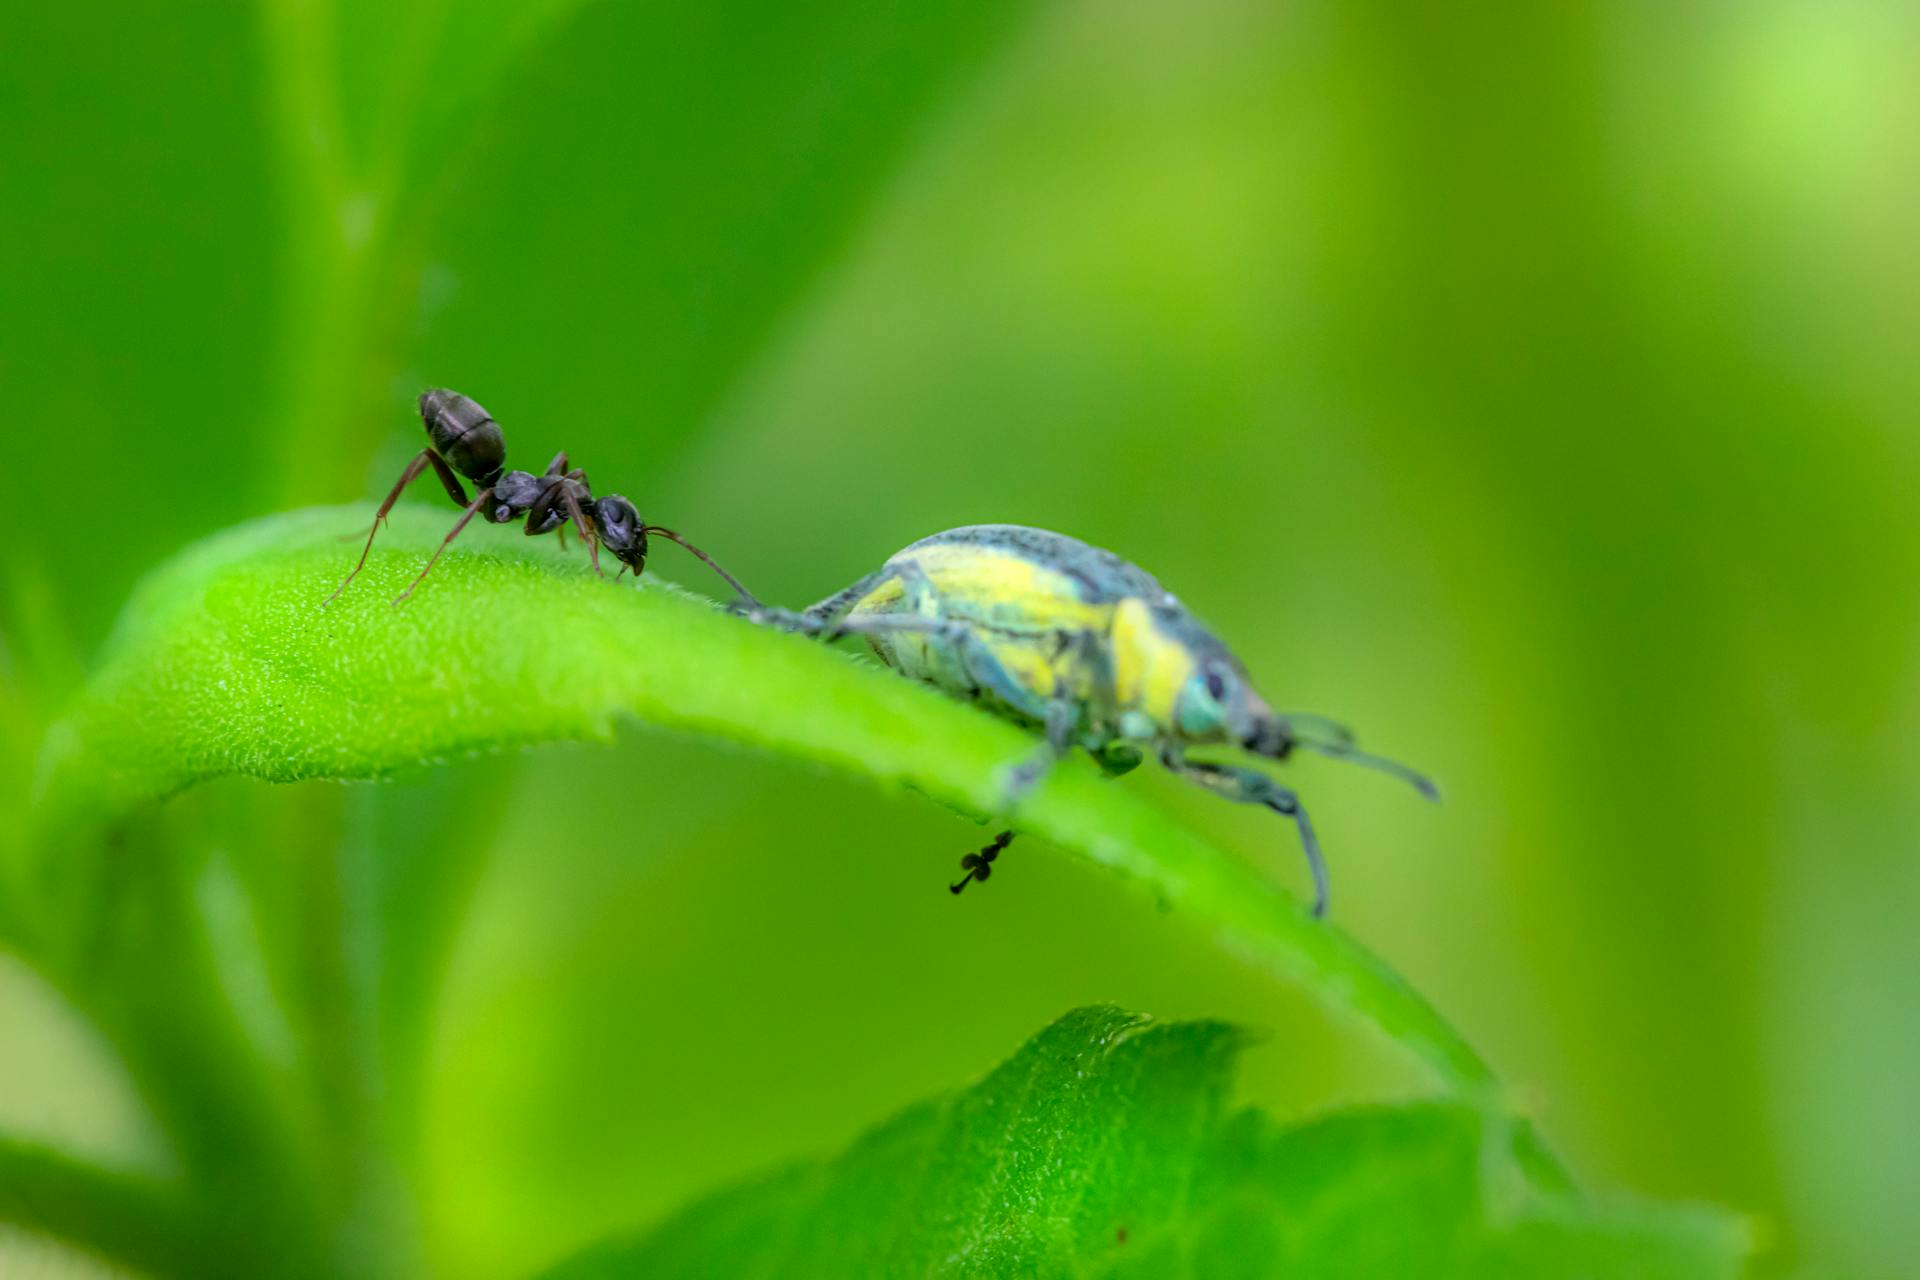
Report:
543,1006,1750,1279
0,1138,261,1280
32,508,1488,1095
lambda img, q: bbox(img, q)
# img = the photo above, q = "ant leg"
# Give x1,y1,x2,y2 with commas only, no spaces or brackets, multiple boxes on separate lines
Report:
544,451,568,477
392,489,492,605
558,485,602,576
327,450,467,603
524,481,565,536
422,450,470,505
1159,748,1329,918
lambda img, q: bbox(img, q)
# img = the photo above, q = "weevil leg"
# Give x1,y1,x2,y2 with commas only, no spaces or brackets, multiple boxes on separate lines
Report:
744,608,925,638
736,603,814,630
740,560,950,635
802,590,1084,767
328,449,470,603
799,568,896,631
1000,696,1079,808
946,694,1076,896
882,559,1075,715
742,581,930,638
732,568,882,631
950,720,1132,898
1094,741,1145,778
392,488,494,604
859,609,1065,723
1160,749,1329,918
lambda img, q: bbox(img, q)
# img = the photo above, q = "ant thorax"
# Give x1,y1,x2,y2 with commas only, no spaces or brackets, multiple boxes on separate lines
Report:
487,470,547,523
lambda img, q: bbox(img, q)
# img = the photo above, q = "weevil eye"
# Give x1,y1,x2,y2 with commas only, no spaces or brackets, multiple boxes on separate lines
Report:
1177,665,1236,737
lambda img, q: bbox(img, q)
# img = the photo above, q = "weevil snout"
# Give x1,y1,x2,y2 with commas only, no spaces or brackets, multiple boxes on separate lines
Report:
1243,713,1296,760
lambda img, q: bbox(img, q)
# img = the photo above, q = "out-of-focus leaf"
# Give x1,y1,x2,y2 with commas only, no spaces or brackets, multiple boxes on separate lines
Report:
544,1006,1749,1279
34,508,1487,1093
261,0,1044,504
0,1138,251,1280
0,4,278,645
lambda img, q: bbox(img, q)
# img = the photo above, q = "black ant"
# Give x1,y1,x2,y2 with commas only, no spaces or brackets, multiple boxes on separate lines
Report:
327,389,758,606
950,829,1013,894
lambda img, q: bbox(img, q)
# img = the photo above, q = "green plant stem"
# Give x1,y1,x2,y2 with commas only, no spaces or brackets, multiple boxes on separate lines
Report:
0,1138,227,1280
2,843,325,1254
257,0,394,505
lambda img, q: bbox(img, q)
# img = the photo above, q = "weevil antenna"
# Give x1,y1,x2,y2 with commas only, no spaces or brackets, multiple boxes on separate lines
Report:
641,525,761,608
1274,712,1357,747
1297,738,1440,802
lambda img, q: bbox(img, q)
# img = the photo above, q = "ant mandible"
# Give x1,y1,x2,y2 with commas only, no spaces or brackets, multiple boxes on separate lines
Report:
327,389,758,606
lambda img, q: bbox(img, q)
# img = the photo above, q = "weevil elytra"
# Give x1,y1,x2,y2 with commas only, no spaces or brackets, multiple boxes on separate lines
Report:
743,524,1435,917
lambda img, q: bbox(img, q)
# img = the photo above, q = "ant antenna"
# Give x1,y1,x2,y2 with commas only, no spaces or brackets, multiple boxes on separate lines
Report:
641,525,762,607
951,830,1013,894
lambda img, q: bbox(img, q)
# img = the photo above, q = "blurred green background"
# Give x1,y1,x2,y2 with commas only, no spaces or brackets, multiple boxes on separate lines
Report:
2,0,1917,1276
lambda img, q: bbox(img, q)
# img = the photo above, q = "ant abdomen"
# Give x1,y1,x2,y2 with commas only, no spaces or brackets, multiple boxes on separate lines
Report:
419,389,506,485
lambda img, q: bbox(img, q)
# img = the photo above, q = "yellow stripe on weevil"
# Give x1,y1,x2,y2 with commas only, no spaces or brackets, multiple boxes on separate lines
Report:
1112,597,1200,729
851,574,908,614
906,544,1107,632
980,632,1062,700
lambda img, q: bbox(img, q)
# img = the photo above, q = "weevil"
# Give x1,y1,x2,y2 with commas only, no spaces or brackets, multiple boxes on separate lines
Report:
743,524,1435,917
328,389,756,605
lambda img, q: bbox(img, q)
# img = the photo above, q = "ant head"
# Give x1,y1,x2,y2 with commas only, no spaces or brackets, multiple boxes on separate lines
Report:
592,495,649,572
